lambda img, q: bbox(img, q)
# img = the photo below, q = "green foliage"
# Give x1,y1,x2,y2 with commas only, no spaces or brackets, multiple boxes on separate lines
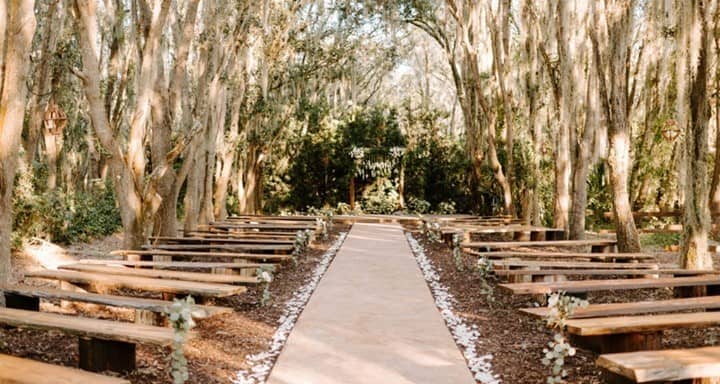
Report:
256,266,275,307
169,296,195,384
436,201,457,214
13,183,121,244
404,135,472,213
405,196,431,214
476,256,497,307
542,292,589,384
451,233,464,271
421,218,442,243
361,179,400,214
586,162,614,229
640,232,681,248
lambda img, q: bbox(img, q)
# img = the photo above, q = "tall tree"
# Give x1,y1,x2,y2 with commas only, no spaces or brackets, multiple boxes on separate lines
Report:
677,0,714,270
0,0,36,284
590,0,641,252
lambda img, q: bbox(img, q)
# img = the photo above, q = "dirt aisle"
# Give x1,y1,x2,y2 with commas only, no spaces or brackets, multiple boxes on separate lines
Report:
266,223,475,384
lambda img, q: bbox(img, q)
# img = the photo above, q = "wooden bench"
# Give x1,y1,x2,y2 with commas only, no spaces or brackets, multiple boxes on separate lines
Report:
1,284,231,319
0,353,130,383
142,243,293,254
597,346,720,383
462,239,618,253
565,312,720,354
521,295,720,319
495,268,718,278
441,226,565,242
149,236,295,245
112,249,291,262
209,223,318,231
0,307,179,372
25,269,247,298
499,275,720,295
466,249,657,262
185,230,297,239
492,260,669,269
77,259,272,270
59,264,261,284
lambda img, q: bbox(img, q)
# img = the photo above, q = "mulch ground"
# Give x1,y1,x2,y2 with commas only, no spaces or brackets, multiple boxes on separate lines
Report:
1,225,349,383
410,230,720,384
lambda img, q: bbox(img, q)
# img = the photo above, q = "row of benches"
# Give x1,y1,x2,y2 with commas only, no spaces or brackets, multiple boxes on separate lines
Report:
0,215,320,382
452,219,720,383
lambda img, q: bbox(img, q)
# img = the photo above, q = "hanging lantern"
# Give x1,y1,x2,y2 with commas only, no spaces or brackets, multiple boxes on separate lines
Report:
43,102,67,136
661,119,681,142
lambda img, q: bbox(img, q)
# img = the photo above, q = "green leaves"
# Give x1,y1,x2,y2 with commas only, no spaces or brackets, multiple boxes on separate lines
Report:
541,292,589,383
168,296,195,384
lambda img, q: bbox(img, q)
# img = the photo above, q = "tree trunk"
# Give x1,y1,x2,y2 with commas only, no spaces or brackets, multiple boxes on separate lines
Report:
590,0,641,252
0,0,36,285
25,0,62,171
678,0,712,270
569,70,597,240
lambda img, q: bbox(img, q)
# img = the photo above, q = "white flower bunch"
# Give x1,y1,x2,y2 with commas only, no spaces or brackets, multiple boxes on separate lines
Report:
257,266,275,307
452,233,464,271
349,146,365,160
169,296,196,384
541,292,588,384
389,146,405,159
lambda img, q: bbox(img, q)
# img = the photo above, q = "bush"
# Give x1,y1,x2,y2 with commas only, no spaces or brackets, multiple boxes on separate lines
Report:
436,201,457,214
13,184,122,244
361,179,400,214
405,196,431,214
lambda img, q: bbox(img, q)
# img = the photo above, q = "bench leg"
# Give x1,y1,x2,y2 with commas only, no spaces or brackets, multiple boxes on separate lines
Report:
4,293,39,311
135,309,166,326
78,337,136,373
591,244,616,253
675,286,708,298
574,331,662,354
601,370,638,384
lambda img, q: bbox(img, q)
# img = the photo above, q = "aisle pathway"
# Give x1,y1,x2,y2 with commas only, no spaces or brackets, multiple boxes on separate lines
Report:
267,223,475,384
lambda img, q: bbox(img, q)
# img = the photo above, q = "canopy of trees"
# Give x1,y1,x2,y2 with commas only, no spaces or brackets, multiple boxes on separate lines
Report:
1,0,719,283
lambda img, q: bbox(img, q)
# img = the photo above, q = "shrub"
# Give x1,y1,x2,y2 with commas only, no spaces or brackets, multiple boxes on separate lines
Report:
406,196,431,214
12,184,121,244
361,179,400,214
436,201,457,214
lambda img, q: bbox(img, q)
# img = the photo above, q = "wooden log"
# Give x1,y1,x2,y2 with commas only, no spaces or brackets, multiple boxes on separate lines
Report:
78,337,136,373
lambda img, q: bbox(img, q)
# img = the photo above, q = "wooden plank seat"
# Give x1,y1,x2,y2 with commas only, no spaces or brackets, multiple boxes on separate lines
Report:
441,226,565,242
521,295,720,319
500,275,720,295
185,230,297,239
141,243,293,253
462,239,617,253
59,264,261,284
492,260,670,269
466,249,657,262
0,353,130,383
495,268,719,277
597,346,720,383
209,223,317,231
565,312,720,354
113,249,291,262
149,236,295,245
0,307,179,372
1,284,230,319
24,269,247,298
77,259,273,270
227,215,320,222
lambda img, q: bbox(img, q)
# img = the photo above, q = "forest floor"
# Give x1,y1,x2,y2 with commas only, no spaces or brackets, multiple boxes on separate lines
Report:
3,225,350,384
407,230,720,384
